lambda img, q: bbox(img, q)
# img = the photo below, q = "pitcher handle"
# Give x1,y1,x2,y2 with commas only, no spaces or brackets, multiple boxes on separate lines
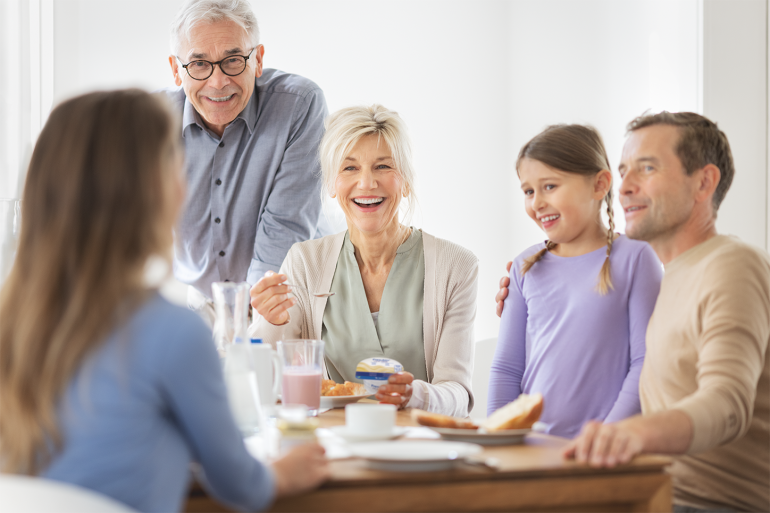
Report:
271,351,282,399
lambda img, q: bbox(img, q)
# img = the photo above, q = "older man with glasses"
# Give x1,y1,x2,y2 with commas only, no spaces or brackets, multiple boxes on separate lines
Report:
166,0,332,322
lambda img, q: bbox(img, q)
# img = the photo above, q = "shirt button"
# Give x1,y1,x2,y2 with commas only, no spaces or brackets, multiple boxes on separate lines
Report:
214,217,221,224
219,142,225,148
215,179,222,185
219,250,226,257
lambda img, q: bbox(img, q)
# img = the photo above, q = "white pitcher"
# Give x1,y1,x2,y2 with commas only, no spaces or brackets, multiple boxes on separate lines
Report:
249,339,282,416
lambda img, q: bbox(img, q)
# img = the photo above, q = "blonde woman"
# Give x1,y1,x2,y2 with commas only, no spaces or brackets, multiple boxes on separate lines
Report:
0,90,328,512
249,105,478,417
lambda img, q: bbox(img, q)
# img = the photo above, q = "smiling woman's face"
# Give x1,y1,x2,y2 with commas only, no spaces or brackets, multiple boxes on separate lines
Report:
334,134,405,239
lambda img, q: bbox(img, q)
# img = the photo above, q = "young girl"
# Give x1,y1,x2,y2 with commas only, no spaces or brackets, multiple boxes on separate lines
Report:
488,124,662,438
0,90,327,511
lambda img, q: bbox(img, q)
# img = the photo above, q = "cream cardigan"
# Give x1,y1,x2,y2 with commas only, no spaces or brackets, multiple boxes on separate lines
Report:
248,230,478,417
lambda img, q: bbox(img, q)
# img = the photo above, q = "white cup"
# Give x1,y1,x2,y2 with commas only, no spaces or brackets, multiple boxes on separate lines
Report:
250,340,282,416
345,403,396,437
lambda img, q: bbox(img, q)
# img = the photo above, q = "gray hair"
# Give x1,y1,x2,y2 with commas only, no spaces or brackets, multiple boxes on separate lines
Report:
170,0,260,56
320,105,418,222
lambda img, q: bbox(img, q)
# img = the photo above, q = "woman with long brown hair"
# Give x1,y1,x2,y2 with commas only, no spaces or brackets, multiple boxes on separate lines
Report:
487,124,663,438
0,89,328,512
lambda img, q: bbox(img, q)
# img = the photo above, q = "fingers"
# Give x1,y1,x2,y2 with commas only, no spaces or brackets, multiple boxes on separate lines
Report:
387,372,414,385
250,271,289,296
377,383,410,395
250,272,295,324
572,420,601,463
562,439,578,459
617,427,644,465
375,392,403,405
495,275,511,318
506,260,512,273
375,380,412,409
565,421,641,468
589,424,614,467
606,430,629,468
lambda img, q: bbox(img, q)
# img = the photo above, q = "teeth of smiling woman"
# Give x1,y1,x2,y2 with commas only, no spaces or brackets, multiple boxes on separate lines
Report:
626,206,643,212
541,214,560,222
354,198,384,205
208,95,233,102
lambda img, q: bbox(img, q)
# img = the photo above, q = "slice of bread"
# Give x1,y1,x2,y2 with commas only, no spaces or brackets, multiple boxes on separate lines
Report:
479,393,543,432
411,409,478,430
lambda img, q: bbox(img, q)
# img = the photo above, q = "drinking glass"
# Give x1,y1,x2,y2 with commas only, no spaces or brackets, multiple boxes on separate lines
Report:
212,281,250,355
277,339,324,416
0,199,21,287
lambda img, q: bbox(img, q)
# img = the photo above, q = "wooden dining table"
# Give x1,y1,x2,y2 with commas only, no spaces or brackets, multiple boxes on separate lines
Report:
185,403,672,513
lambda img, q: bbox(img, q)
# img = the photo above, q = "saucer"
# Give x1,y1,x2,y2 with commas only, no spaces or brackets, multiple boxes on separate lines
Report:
320,393,372,409
329,425,407,443
429,427,530,445
349,440,483,472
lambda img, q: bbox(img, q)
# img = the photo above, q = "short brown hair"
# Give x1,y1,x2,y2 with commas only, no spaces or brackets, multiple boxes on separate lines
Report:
626,112,734,211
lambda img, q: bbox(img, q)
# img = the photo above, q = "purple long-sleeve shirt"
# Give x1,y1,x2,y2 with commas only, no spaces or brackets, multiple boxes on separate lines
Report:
488,235,662,438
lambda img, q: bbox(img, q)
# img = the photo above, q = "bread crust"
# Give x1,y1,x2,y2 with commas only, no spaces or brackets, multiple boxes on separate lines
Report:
480,393,544,431
411,409,478,430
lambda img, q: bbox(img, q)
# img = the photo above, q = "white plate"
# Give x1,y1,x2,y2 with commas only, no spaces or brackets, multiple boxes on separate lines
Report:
350,441,483,472
320,393,371,409
329,425,407,443
429,427,531,446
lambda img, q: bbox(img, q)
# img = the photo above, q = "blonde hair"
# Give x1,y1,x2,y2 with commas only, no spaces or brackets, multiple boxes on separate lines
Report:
0,89,180,475
319,105,418,222
170,0,260,55
518,124,616,295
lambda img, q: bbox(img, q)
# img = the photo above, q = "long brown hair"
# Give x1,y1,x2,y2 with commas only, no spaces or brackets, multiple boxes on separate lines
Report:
517,124,615,294
0,89,181,474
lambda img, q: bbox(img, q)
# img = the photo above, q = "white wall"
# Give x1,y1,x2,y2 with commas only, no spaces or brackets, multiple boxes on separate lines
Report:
37,0,767,341
702,0,767,248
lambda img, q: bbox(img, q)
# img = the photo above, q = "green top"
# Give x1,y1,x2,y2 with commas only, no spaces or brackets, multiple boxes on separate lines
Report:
321,229,427,384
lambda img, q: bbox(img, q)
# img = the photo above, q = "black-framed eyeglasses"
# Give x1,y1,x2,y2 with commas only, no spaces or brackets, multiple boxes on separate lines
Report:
177,47,256,81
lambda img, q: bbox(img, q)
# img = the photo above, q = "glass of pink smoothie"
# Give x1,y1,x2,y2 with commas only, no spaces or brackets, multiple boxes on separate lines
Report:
277,339,324,416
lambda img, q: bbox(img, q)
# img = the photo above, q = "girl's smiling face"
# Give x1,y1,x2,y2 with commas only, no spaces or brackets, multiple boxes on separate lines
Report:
519,157,609,249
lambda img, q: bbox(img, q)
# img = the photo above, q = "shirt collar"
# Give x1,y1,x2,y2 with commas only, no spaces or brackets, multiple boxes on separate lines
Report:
182,80,259,137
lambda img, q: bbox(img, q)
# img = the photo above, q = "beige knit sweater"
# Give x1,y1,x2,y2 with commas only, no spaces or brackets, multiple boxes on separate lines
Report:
248,230,479,417
641,235,770,511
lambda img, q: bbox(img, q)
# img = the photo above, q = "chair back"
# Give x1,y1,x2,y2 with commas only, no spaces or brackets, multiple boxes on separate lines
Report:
0,474,137,513
470,336,498,421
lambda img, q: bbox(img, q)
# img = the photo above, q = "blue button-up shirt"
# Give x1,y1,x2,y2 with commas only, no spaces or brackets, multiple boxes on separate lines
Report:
166,69,330,299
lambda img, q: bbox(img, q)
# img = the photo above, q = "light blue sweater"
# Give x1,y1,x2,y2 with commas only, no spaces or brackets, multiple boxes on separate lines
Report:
43,293,275,512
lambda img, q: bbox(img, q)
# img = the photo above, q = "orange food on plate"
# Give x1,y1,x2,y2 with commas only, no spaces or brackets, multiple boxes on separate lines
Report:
321,379,336,395
321,380,367,397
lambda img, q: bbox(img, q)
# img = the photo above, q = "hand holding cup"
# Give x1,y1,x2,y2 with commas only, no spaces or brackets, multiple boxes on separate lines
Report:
375,371,414,409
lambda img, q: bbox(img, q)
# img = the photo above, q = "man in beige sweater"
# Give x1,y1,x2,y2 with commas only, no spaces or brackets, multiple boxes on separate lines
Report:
498,112,770,511
564,113,770,512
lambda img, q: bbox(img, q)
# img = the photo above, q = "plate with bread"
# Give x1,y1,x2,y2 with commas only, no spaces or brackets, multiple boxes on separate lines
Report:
320,379,372,408
412,393,543,446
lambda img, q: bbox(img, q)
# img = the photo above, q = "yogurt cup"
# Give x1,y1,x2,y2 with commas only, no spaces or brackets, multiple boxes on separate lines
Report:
355,357,404,394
